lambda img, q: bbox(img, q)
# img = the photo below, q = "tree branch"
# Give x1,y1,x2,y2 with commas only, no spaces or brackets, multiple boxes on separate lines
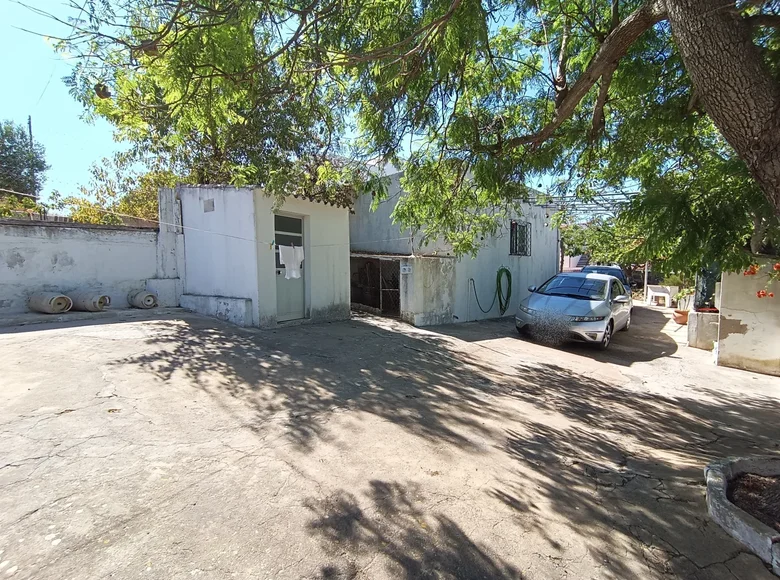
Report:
590,66,615,140
745,14,780,27
554,18,570,109
611,0,620,29
480,0,667,153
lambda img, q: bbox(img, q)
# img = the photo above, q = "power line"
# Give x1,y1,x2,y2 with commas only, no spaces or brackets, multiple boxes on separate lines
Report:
0,187,37,198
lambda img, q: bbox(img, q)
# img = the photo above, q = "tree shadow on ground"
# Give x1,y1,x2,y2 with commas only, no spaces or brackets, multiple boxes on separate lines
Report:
305,480,523,580
429,306,679,366
109,314,516,452
111,312,780,577
487,361,780,577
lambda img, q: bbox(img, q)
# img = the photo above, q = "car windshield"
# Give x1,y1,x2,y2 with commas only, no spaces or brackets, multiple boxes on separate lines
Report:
584,267,625,281
537,276,607,300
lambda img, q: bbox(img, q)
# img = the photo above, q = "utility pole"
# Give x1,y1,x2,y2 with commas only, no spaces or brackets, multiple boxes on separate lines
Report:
643,261,649,303
27,115,36,199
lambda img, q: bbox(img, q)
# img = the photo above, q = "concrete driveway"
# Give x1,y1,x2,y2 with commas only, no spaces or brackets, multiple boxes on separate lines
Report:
0,306,778,579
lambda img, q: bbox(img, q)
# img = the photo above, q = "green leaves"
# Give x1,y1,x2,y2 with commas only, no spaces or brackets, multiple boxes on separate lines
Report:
0,120,49,198
59,0,356,201
55,0,780,262
50,155,180,225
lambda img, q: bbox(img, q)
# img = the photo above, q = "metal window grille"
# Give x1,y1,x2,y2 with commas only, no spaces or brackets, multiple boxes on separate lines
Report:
510,221,531,256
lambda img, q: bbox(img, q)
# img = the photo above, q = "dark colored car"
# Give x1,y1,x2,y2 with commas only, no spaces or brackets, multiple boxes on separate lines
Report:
581,265,630,287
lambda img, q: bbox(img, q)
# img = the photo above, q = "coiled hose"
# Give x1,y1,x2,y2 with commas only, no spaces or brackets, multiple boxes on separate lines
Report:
469,267,512,315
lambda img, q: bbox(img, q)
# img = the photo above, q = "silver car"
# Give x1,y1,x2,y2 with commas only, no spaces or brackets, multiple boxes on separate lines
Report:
515,273,632,350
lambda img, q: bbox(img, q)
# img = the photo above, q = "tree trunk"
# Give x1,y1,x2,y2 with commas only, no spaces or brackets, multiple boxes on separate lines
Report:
665,0,780,216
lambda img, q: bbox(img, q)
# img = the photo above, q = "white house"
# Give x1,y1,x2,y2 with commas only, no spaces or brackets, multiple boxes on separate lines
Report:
349,170,560,326
178,185,351,327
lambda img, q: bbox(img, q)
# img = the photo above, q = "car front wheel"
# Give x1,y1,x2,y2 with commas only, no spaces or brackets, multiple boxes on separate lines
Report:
598,321,613,350
621,309,632,332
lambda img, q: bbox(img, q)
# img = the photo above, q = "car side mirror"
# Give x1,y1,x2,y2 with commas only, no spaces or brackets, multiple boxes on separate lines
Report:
614,295,630,304
528,285,537,293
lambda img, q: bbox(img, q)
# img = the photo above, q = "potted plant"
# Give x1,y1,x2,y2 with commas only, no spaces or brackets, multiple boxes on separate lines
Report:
673,288,694,324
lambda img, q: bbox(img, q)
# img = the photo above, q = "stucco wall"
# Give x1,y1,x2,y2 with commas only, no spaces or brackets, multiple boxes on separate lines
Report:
350,172,452,255
350,175,560,326
717,266,780,376
179,186,261,323
0,220,158,313
255,192,350,326
453,204,559,323
179,186,350,327
400,256,456,326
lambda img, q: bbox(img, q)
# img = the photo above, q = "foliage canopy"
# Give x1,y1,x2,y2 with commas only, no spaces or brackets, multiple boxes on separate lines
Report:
49,0,780,260
0,119,49,198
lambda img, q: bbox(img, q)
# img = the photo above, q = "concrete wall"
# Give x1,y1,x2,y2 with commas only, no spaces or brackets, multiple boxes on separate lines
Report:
400,256,456,326
562,255,584,271
179,186,350,327
452,204,559,323
180,187,260,324
350,172,560,326
717,266,780,376
688,311,719,351
350,172,452,256
364,201,559,326
254,193,350,326
148,187,184,307
0,220,159,313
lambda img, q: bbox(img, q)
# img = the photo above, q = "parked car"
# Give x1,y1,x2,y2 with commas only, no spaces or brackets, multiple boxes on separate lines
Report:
580,265,630,287
515,273,632,350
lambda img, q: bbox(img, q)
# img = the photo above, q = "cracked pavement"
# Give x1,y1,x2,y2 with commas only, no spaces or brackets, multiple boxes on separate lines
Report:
0,306,778,579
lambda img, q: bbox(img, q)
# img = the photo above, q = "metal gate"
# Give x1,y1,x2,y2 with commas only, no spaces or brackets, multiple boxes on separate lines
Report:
350,257,400,317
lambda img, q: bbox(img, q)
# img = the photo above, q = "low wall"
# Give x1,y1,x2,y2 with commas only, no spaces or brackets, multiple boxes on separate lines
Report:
688,311,719,351
180,294,253,327
717,265,780,376
0,220,159,313
400,256,456,326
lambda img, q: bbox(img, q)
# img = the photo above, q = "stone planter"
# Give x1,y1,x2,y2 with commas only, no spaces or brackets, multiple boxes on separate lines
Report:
705,457,780,575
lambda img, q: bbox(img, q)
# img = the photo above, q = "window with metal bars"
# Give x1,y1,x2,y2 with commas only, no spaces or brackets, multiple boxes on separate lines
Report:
510,220,531,256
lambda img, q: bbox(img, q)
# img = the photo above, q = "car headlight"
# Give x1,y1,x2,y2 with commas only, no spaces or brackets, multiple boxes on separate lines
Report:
518,305,535,314
570,315,606,322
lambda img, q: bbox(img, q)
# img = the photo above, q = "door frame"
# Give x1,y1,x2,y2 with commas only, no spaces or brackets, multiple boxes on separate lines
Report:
274,211,310,321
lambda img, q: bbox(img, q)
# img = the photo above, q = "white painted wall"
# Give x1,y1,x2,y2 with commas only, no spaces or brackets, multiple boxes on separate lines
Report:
255,192,350,326
562,255,584,271
350,172,452,256
179,186,350,327
717,266,780,376
400,256,456,326
452,204,559,323
0,221,158,313
352,188,559,325
180,186,261,323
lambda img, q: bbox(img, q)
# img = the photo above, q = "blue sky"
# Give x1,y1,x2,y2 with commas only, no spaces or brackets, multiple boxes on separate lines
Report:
1,0,123,200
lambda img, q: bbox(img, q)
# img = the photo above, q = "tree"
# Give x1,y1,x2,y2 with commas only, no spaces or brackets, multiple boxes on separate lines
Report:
559,217,641,266
0,119,48,198
49,0,780,253
51,2,381,207
558,128,780,277
51,155,179,225
616,130,780,274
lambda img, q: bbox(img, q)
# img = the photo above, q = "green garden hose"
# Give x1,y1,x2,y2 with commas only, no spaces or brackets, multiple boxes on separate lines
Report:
470,267,513,315
497,267,512,314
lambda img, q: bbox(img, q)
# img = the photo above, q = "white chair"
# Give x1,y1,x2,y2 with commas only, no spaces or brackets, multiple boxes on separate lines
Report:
647,285,673,308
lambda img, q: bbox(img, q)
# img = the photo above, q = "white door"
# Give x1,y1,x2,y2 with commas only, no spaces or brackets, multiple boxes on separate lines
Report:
275,215,305,322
